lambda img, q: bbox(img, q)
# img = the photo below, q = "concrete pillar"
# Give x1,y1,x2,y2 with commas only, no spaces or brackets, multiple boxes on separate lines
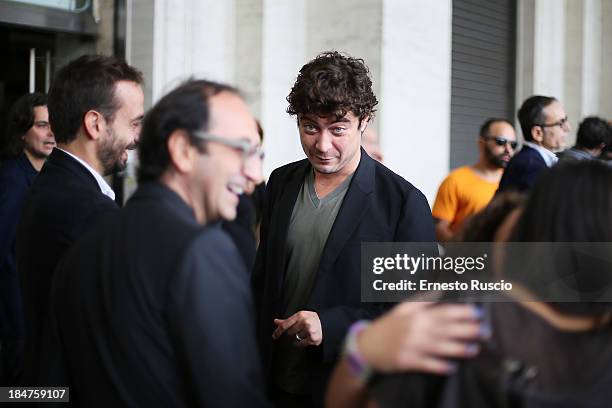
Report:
581,0,602,117
564,0,583,144
380,0,452,204
260,0,307,176
601,0,612,118
518,0,608,145
235,0,264,118
129,0,236,108
533,0,566,99
516,0,566,110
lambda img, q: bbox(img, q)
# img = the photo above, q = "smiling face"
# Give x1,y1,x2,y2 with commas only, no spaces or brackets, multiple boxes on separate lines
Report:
192,91,262,222
23,105,55,159
298,111,365,176
97,80,144,175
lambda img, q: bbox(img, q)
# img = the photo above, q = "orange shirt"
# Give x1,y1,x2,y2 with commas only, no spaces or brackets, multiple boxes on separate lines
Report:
432,166,499,232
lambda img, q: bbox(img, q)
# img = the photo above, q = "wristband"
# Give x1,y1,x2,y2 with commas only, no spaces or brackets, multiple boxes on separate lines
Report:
342,320,372,383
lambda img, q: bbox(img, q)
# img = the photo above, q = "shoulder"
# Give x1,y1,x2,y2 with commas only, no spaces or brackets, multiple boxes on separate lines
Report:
268,158,308,183
176,226,249,290
184,227,242,269
440,166,471,188
265,158,309,199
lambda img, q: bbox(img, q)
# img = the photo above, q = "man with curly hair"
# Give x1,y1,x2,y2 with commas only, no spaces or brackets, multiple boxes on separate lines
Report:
252,51,437,407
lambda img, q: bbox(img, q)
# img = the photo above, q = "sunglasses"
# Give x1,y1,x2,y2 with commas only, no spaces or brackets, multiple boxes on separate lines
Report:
484,136,518,149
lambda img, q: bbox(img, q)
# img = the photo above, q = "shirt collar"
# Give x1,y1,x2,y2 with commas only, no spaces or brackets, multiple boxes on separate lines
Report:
56,147,116,201
523,141,558,167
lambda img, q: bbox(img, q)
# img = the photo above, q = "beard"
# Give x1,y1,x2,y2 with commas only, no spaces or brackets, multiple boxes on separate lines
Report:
484,146,509,169
98,127,136,176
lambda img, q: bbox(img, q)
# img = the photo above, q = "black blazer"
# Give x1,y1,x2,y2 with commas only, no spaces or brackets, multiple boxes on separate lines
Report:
41,182,270,407
16,148,118,384
498,144,548,193
252,149,435,400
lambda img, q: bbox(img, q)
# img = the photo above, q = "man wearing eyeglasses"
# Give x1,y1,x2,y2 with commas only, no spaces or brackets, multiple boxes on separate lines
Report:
39,80,270,407
432,118,517,241
498,95,571,193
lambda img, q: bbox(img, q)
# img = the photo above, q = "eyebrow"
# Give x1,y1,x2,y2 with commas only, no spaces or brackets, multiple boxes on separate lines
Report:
300,115,351,125
131,114,145,123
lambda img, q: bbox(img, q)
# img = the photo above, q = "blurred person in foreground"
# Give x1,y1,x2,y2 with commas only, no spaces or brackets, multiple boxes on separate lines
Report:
16,55,144,384
327,160,612,408
0,92,54,384
432,118,516,242
41,80,270,407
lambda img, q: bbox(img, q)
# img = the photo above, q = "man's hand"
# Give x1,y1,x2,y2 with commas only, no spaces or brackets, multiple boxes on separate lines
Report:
272,311,323,347
357,302,488,375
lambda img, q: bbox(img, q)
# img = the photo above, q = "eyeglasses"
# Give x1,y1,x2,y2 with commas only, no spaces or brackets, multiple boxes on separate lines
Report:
537,116,569,131
192,131,265,162
483,135,518,149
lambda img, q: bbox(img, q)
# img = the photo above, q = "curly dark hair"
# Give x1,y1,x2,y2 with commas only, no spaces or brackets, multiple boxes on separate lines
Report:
286,51,378,124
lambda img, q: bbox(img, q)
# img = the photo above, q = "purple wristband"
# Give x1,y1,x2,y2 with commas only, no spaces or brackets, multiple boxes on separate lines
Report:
344,320,372,381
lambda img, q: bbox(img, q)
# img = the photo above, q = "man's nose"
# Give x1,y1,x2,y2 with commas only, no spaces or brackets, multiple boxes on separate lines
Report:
315,132,333,153
243,155,263,186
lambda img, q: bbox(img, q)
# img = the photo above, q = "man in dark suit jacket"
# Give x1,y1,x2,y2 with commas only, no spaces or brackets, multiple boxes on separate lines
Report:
498,95,571,193
252,51,436,407
16,55,144,384
42,80,269,407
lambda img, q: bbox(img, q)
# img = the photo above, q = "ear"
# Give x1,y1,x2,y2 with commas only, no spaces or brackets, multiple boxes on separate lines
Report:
83,110,106,141
359,116,370,133
531,126,543,143
167,130,197,174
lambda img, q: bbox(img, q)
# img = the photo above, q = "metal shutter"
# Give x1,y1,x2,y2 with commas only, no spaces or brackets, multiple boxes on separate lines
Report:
450,0,517,169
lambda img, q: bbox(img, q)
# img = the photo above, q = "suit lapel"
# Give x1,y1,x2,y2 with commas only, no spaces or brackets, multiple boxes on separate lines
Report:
316,149,375,275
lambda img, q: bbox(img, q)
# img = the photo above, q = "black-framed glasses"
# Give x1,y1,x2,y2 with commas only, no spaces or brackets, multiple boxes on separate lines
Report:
192,131,265,162
483,135,518,149
537,115,569,131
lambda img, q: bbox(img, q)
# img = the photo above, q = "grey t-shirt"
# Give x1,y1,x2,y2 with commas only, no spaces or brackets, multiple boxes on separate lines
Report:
272,169,353,394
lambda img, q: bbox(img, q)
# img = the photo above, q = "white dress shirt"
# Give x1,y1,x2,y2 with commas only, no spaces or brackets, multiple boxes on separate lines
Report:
56,147,116,201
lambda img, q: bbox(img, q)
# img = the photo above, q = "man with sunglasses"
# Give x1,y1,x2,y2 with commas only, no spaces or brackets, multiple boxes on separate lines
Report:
39,80,270,407
498,95,570,193
432,118,516,241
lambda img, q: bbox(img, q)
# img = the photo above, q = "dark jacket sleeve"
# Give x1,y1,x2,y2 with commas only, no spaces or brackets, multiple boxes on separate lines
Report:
317,188,436,363
168,229,270,408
